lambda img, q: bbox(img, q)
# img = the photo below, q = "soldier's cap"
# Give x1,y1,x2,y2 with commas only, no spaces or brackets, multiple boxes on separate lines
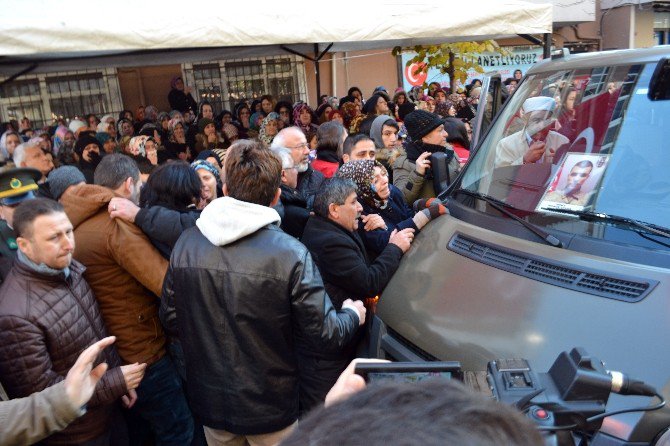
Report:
0,167,41,206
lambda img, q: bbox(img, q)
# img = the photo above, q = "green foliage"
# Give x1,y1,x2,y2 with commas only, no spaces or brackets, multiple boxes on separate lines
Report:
402,41,509,91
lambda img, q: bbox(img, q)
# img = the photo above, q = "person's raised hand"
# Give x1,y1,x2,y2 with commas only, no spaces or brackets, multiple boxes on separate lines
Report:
324,358,389,407
389,228,415,253
361,214,386,231
341,299,366,326
108,197,140,223
64,336,116,409
414,151,432,175
120,362,146,391
523,140,546,164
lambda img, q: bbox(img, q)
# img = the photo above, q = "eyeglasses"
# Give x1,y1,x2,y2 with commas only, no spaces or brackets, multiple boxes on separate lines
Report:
287,142,309,150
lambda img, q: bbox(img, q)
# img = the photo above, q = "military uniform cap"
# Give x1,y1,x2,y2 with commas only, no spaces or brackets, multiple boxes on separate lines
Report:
0,167,41,205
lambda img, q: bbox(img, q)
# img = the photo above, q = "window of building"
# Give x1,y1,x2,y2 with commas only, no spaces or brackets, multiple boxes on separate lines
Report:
0,69,123,128
184,55,307,115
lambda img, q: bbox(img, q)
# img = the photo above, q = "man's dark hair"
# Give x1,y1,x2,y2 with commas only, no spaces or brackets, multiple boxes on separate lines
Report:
444,117,470,150
94,153,140,190
14,198,65,239
312,177,357,219
224,140,281,206
573,160,593,171
139,161,201,210
316,121,346,158
282,379,543,446
343,134,374,156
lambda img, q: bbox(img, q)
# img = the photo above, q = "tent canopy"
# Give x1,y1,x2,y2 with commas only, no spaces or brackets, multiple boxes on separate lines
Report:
0,0,553,75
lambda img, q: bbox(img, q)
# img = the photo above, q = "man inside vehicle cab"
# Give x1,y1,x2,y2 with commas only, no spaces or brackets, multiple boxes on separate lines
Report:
494,96,569,167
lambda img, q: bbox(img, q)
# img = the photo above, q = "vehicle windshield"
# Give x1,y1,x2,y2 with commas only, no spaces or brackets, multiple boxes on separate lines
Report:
458,61,670,247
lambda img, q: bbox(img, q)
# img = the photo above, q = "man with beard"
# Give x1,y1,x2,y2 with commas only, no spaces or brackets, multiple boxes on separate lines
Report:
495,96,569,167
544,160,594,206
271,147,310,239
74,135,103,183
61,154,194,444
271,127,324,210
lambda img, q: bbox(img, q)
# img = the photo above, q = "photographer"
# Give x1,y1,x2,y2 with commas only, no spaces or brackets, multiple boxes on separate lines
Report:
282,359,542,446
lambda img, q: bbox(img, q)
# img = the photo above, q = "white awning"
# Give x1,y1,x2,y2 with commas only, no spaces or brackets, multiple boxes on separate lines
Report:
0,0,553,74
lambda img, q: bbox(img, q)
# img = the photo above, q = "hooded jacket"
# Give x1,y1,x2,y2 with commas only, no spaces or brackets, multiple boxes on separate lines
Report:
162,196,360,435
61,183,168,366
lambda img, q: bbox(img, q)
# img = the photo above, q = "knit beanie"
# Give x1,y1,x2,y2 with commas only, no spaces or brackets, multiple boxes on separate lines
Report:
48,166,86,200
75,134,102,156
403,110,445,141
198,118,215,134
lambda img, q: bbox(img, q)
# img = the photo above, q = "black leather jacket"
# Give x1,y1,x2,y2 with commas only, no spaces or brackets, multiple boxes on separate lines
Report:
162,223,359,434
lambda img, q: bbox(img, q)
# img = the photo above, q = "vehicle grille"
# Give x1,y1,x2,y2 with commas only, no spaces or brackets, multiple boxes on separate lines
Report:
448,234,657,302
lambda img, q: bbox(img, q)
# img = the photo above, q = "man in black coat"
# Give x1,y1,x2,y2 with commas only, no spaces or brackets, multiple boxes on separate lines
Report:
271,127,324,211
271,146,310,239
299,177,414,413
163,141,365,445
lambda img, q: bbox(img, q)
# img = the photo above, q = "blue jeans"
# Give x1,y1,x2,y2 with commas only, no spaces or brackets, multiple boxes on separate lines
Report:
129,355,194,446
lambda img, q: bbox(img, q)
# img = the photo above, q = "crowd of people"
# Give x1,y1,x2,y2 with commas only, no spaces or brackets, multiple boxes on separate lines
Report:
0,72,549,446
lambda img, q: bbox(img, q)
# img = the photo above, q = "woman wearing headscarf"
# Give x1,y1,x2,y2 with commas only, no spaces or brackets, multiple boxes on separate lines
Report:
167,75,198,113
340,102,360,130
195,118,228,155
163,118,191,162
233,102,252,139
443,117,470,166
311,121,345,178
315,103,333,124
328,109,344,125
258,112,279,146
0,130,22,162
126,135,159,181
191,159,220,209
274,101,293,130
293,103,319,136
435,101,457,119
337,159,446,258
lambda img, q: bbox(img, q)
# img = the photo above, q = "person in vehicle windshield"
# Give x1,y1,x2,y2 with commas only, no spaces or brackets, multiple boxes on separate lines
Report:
338,159,446,258
544,160,594,205
494,96,569,167
299,177,414,413
393,110,460,204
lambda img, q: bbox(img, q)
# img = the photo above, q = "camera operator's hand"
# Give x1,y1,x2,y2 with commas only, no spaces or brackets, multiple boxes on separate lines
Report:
414,151,432,175
341,299,366,326
361,214,387,231
64,336,116,409
389,228,415,253
325,358,389,407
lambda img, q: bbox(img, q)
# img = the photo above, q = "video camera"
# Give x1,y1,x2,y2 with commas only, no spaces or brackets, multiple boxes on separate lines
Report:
356,347,665,445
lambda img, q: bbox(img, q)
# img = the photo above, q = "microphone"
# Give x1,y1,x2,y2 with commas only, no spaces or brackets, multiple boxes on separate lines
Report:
608,371,658,397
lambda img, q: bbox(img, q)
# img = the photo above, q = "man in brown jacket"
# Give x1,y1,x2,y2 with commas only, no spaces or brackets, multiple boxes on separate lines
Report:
60,153,193,445
0,198,145,445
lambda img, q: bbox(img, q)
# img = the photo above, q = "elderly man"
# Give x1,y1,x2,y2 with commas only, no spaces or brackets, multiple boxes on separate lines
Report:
271,146,310,239
299,177,414,413
12,141,54,182
163,140,364,445
271,126,324,210
0,198,145,445
61,153,193,444
495,96,570,167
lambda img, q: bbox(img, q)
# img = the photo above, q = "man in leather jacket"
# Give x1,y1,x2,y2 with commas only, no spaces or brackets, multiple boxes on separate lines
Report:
162,140,365,445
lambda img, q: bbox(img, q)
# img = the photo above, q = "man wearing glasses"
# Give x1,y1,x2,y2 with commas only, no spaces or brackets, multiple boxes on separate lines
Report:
271,127,325,210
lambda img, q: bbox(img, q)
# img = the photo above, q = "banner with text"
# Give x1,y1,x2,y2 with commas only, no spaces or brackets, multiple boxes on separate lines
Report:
401,46,544,92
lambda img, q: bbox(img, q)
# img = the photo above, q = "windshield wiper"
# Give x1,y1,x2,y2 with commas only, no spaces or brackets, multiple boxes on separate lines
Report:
543,209,670,239
454,188,563,248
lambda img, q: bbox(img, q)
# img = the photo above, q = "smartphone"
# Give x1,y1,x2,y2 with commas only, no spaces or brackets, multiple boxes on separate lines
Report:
354,361,462,384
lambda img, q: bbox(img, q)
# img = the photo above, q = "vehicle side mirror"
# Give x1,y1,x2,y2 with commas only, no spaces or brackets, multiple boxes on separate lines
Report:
431,151,452,196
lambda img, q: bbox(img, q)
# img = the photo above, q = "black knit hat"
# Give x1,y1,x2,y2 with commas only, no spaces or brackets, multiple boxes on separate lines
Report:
198,118,215,134
404,110,445,141
74,134,102,156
